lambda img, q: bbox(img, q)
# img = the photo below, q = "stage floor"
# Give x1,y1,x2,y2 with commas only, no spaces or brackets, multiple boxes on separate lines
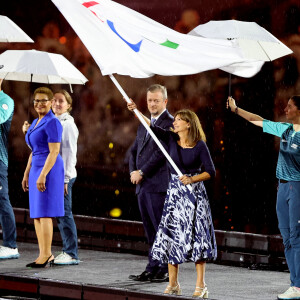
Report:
0,241,289,300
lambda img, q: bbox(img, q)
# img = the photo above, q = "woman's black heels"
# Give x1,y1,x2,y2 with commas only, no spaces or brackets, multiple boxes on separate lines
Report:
26,261,36,267
26,255,54,268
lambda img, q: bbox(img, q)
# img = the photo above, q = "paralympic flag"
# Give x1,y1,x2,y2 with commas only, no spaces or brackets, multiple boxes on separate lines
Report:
51,0,258,78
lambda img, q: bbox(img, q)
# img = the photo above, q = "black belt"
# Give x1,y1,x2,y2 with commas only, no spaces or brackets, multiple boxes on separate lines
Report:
279,179,288,183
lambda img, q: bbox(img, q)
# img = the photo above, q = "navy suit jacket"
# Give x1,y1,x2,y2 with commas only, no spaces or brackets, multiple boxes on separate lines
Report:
129,109,174,194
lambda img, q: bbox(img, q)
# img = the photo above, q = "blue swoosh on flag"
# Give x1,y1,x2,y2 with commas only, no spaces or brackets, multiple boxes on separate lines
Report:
107,20,142,52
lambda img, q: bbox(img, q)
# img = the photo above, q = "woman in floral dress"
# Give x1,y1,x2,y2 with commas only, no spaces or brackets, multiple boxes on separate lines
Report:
128,102,217,298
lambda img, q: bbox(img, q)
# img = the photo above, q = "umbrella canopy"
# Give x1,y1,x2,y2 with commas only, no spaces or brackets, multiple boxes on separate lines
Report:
0,15,34,43
0,50,88,86
189,20,292,61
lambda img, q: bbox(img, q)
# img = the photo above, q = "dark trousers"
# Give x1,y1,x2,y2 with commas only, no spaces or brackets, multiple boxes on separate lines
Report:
137,190,168,273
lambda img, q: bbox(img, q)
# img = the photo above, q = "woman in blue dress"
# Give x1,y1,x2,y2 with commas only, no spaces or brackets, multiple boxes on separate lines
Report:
22,87,64,268
227,96,300,300
128,102,217,298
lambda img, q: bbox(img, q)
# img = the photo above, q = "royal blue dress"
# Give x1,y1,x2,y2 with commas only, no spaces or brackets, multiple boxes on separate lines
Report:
150,125,217,264
25,110,64,218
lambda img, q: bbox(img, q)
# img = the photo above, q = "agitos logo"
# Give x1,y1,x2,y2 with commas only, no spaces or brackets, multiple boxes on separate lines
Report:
82,1,179,52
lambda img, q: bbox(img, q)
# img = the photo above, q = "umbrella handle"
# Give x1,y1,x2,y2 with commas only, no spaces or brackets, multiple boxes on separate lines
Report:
27,74,33,121
228,73,232,97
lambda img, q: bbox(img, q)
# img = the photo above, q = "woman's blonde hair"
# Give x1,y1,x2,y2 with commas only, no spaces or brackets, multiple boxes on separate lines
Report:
54,89,73,112
174,109,206,143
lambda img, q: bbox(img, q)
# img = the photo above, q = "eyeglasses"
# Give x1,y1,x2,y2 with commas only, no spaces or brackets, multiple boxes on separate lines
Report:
33,99,49,104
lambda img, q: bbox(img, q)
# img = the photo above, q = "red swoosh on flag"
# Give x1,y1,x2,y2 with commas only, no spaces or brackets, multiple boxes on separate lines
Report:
82,1,142,52
82,1,104,22
82,1,99,8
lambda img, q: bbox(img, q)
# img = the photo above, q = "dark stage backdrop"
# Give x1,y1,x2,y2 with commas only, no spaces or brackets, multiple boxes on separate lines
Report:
1,0,299,234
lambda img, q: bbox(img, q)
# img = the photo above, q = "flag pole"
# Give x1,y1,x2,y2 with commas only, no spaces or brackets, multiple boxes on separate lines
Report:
109,74,193,192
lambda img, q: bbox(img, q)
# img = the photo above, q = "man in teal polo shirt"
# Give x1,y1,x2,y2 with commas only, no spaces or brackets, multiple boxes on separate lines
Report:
227,95,300,300
0,79,19,259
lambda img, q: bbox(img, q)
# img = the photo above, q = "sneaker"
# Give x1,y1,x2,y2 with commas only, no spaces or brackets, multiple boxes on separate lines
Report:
0,246,20,259
278,287,300,299
53,252,79,265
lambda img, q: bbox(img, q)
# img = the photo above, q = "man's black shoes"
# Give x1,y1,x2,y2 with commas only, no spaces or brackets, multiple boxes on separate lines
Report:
128,270,169,282
150,271,169,282
128,271,155,281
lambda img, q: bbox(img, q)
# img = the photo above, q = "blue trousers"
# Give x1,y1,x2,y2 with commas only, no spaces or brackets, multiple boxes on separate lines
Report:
56,178,78,260
277,181,300,287
137,190,168,273
0,161,17,248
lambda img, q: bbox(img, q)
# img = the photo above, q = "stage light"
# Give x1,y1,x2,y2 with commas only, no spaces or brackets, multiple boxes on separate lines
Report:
115,189,120,195
109,142,114,149
59,36,67,44
110,207,122,218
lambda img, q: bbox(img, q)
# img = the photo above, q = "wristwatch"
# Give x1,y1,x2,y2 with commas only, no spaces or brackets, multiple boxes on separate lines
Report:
139,170,144,176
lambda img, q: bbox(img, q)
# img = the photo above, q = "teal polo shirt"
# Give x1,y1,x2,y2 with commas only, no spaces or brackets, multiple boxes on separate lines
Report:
0,91,14,167
263,120,300,181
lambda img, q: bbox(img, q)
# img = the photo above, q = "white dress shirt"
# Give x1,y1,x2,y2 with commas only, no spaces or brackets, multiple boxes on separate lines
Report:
57,112,79,183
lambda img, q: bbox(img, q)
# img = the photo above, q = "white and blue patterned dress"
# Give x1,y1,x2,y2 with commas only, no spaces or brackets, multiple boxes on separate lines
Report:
151,125,217,265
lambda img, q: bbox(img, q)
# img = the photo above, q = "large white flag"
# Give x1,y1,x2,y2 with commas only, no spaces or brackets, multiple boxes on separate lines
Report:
52,0,255,78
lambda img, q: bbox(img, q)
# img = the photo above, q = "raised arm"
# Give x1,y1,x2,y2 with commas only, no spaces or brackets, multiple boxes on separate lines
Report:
127,99,150,126
227,97,264,127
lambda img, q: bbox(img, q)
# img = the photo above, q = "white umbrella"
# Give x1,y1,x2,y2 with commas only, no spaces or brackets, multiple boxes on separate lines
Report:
189,20,293,94
189,20,292,61
0,16,34,43
0,49,88,91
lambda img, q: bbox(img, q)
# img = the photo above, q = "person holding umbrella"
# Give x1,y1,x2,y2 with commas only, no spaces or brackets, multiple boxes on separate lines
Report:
0,79,19,260
23,90,80,265
22,87,64,268
128,102,217,298
227,96,300,300
51,90,80,265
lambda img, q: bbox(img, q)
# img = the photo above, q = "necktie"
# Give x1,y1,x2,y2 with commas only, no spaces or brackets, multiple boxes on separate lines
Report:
146,118,156,137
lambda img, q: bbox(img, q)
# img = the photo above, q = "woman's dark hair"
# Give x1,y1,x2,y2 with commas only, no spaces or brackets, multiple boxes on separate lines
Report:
290,96,300,110
33,87,53,101
174,109,206,143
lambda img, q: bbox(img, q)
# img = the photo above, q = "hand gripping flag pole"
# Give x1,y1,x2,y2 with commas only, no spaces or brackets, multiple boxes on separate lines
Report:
109,74,193,193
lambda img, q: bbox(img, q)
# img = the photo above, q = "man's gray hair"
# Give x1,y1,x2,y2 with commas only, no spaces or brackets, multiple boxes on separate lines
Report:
147,84,167,100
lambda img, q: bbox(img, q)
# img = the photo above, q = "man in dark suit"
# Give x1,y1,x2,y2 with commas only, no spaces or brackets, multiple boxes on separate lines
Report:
129,84,173,282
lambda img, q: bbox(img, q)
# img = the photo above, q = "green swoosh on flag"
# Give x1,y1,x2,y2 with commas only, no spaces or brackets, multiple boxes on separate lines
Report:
160,40,179,49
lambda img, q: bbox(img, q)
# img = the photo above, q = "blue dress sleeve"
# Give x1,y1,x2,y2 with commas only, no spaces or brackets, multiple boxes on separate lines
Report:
45,118,63,143
198,141,216,178
151,124,174,144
